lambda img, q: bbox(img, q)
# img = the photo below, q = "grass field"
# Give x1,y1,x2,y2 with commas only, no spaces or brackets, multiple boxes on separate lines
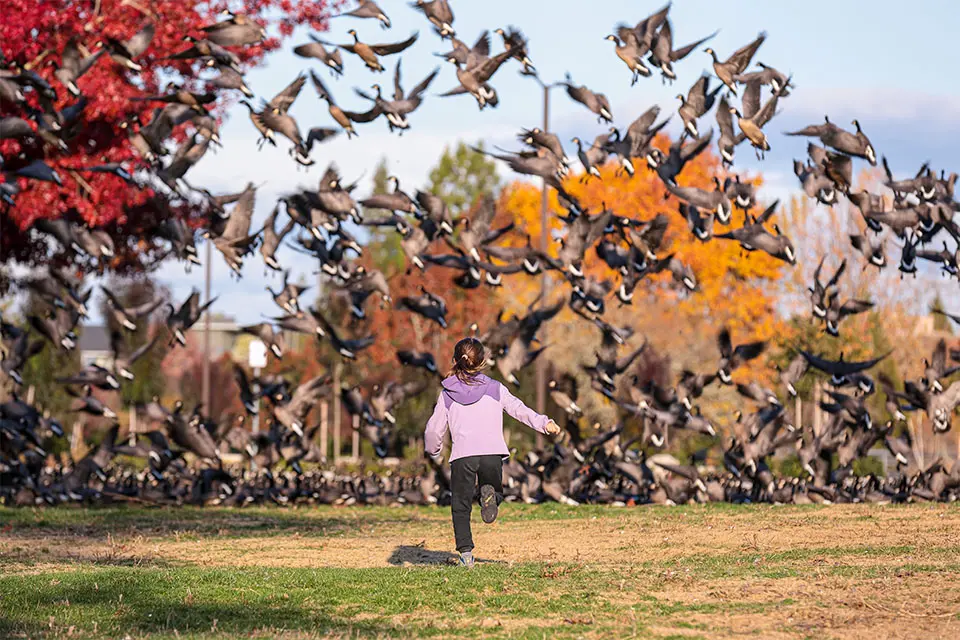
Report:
1,503,959,639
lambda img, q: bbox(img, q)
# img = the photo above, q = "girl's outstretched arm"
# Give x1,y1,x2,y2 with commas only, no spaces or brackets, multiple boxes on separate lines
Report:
424,392,449,458
500,384,551,433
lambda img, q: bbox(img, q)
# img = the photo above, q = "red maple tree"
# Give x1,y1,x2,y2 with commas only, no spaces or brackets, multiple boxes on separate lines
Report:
0,0,334,272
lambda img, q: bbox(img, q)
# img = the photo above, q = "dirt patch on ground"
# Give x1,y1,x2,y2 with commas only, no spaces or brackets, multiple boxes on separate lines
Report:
6,504,959,570
4,504,960,638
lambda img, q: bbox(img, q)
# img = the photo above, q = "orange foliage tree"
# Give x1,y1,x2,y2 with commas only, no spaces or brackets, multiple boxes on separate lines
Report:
493,135,790,413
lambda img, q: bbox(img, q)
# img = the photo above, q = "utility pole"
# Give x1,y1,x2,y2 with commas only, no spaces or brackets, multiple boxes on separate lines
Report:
202,239,212,412
534,83,553,450
333,362,342,462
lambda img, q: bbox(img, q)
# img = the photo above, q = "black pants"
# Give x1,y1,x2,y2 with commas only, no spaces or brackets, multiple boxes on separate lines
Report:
450,455,504,553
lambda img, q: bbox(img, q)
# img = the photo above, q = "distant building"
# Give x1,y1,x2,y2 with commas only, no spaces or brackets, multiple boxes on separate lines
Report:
77,314,242,366
77,326,112,367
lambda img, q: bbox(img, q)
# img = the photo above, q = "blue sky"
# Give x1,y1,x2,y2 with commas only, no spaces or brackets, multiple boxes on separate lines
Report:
142,0,960,325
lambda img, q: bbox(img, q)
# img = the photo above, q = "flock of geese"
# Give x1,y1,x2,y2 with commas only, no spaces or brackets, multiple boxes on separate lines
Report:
3,2,960,507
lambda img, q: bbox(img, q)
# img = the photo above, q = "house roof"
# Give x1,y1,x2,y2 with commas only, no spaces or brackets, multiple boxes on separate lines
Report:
77,325,111,352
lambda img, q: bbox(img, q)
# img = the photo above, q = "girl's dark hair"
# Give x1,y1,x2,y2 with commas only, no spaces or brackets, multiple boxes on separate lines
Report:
449,337,486,383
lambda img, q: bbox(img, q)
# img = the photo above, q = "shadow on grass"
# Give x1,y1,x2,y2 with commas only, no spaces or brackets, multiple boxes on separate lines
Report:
0,568,418,639
387,544,505,566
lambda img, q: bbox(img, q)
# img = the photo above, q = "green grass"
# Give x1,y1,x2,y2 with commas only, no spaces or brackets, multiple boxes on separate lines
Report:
2,503,958,639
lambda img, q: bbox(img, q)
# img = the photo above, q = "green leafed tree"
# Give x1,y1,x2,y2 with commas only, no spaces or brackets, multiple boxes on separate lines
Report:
365,157,406,272
18,292,81,419
931,293,953,334
97,276,169,408
427,141,501,216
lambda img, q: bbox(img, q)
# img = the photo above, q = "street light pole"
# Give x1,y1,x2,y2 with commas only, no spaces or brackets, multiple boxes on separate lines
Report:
202,239,212,412
535,83,552,450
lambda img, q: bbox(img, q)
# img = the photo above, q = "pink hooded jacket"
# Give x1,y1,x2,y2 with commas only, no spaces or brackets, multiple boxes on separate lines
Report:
424,373,551,461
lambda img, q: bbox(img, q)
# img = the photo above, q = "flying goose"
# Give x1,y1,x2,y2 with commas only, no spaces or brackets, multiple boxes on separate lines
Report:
606,14,660,85
560,73,613,123
100,286,163,331
809,257,846,319
257,75,312,165
793,160,838,206
916,242,959,277
396,349,439,375
360,176,418,214
453,194,513,262
28,309,77,351
647,19,717,82
166,289,216,347
548,379,582,415
273,308,326,339
733,62,791,96
339,267,392,318
104,23,155,71
210,65,254,98
201,11,267,46
1,332,42,386
109,330,158,382
716,327,766,385
777,353,808,397
259,206,296,272
66,385,117,420
799,350,890,387
898,230,920,276
921,340,960,395
240,323,285,359
397,219,431,270
166,35,242,72
607,105,671,176
730,77,790,159
785,116,877,166
267,271,310,314
704,32,765,95
309,71,370,139
849,233,887,270
675,202,714,242
823,289,873,337
398,287,448,328
353,62,440,132
56,364,120,392
518,127,570,168
723,175,757,211
411,0,455,39
336,0,391,29
665,176,732,224
232,364,261,415
54,39,104,97
415,190,455,235
370,380,427,425
715,199,796,264
294,36,344,75
571,133,611,182
314,311,376,360
646,128,713,186
676,74,722,137
313,164,363,224
807,143,853,194
133,83,217,114
320,29,418,72
439,42,516,109
495,27,535,74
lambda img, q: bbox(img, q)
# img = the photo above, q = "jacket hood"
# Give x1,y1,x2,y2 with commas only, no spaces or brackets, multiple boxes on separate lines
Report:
441,373,498,406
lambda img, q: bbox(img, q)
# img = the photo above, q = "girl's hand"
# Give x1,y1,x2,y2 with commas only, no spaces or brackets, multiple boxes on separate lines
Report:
544,420,561,436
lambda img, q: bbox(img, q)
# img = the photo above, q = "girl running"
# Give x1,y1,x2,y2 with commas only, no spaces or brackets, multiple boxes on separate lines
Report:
424,337,560,568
